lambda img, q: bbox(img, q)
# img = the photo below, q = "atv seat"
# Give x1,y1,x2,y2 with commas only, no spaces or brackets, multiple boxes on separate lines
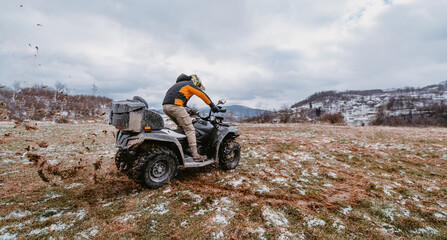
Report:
173,128,185,134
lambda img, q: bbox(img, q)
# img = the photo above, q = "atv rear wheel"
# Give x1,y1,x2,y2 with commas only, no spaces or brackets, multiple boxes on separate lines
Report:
219,138,241,170
133,150,178,189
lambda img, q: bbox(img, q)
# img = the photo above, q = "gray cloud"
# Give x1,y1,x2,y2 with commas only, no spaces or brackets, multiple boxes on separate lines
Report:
1,0,446,110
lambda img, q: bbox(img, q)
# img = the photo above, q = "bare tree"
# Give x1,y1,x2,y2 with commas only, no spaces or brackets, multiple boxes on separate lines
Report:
12,81,21,103
91,82,98,96
54,81,66,101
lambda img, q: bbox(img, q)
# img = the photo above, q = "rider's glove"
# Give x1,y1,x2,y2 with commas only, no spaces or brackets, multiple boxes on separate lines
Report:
209,103,219,113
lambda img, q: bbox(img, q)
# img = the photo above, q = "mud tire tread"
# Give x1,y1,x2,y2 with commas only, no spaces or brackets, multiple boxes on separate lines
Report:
130,148,178,189
219,138,241,170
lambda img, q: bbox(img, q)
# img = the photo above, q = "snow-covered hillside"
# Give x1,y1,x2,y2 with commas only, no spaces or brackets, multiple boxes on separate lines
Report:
292,81,447,126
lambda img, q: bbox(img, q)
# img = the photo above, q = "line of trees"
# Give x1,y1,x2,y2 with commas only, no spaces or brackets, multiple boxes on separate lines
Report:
372,102,447,127
0,83,111,122
244,106,345,124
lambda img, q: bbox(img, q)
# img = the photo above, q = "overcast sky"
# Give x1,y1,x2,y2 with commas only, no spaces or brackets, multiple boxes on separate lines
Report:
1,0,446,109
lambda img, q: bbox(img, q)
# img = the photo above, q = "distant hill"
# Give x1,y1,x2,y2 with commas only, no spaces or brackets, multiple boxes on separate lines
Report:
291,80,447,126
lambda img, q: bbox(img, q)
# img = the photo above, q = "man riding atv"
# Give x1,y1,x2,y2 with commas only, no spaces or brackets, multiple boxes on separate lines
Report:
162,73,219,162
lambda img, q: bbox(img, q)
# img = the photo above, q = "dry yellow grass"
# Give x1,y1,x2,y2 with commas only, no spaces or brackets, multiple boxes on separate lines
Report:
0,121,446,239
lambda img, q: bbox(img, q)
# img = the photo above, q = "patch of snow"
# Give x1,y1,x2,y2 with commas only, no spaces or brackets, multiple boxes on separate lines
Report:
163,188,172,194
147,201,170,215
102,202,113,207
88,228,99,237
213,214,228,225
411,226,440,236
434,212,446,218
29,228,48,236
40,193,62,203
195,208,212,216
400,208,410,217
219,197,233,205
270,177,288,184
426,186,440,192
327,172,337,179
0,226,9,234
1,159,14,164
47,159,60,165
382,207,395,221
382,186,394,196
255,227,266,240
278,230,301,240
64,183,83,189
212,230,224,239
254,184,270,193
75,209,86,220
1,210,30,220
301,169,309,177
306,217,326,227
378,223,400,234
49,222,72,231
340,206,352,215
332,218,345,232
0,233,17,240
393,182,402,187
262,207,289,227
227,177,245,187
211,197,236,225
118,214,135,223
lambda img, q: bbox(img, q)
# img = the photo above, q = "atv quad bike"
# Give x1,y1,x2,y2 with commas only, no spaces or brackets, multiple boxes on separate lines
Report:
109,96,241,189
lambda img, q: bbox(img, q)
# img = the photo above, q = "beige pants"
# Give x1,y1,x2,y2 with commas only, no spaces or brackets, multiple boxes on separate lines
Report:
163,104,196,148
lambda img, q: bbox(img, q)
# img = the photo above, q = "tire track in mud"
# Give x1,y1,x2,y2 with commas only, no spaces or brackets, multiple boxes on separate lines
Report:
174,167,371,211
174,177,337,210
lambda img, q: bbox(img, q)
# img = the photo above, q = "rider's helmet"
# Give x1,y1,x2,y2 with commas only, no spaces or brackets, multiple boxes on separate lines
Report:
191,74,205,90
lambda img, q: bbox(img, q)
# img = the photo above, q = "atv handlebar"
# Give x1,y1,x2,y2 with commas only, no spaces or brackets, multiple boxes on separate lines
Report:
218,106,227,113
186,100,227,123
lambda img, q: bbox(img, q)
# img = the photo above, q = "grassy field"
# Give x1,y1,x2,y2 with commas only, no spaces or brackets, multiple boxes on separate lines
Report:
1,121,446,239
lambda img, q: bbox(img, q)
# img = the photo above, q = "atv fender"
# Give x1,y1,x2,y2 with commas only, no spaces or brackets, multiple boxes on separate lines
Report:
127,132,187,166
212,127,239,162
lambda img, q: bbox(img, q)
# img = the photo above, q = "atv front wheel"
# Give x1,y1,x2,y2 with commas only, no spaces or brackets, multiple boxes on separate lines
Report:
219,138,241,170
133,150,179,189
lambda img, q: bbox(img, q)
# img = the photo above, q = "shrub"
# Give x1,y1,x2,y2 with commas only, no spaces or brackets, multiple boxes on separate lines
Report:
321,113,345,124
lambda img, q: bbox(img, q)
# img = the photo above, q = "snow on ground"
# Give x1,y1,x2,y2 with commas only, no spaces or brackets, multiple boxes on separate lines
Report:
211,197,237,225
305,216,326,228
262,206,289,227
1,122,447,238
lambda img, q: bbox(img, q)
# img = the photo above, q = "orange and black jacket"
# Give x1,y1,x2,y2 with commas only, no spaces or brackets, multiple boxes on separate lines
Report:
162,74,215,108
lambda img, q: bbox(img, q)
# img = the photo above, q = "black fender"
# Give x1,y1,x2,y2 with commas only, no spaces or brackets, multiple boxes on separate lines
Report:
212,127,239,162
125,132,186,166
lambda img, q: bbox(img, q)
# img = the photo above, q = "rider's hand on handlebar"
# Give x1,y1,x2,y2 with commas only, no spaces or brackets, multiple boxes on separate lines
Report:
211,105,219,113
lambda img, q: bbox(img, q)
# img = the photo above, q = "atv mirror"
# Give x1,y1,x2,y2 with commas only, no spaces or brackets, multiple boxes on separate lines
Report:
218,99,226,105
